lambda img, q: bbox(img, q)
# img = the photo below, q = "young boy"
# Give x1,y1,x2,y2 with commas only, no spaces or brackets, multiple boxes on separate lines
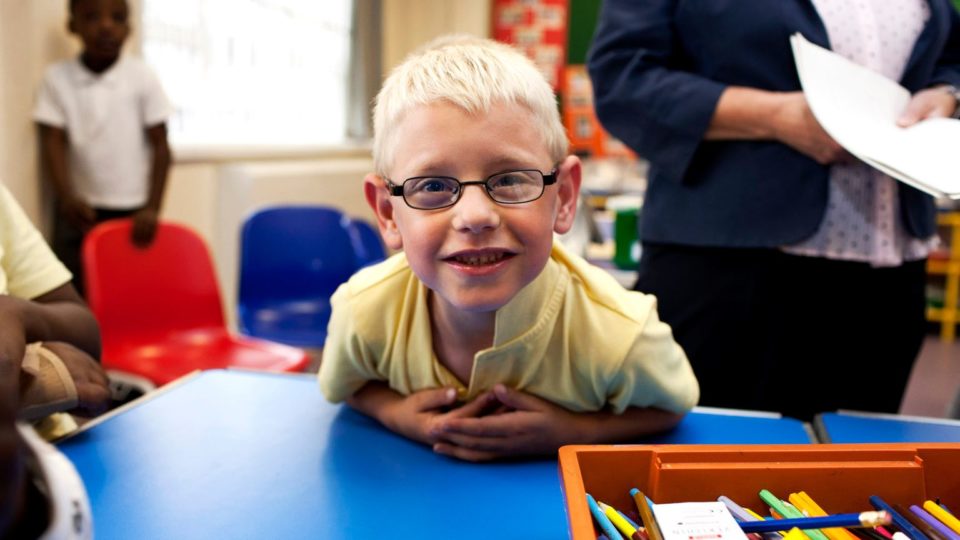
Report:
34,0,172,295
319,36,698,462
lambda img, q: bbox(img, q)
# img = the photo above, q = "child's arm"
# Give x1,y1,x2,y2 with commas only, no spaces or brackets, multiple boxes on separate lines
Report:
0,283,101,362
347,381,501,451
37,124,95,230
433,384,684,462
130,123,172,247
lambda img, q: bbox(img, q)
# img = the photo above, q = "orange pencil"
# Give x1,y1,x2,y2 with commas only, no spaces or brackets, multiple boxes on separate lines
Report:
630,489,664,540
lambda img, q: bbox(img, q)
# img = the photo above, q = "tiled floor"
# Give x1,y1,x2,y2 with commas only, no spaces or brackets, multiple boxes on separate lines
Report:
900,335,960,418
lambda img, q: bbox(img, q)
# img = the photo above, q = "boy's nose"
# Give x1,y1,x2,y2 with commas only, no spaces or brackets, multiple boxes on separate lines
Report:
451,185,500,233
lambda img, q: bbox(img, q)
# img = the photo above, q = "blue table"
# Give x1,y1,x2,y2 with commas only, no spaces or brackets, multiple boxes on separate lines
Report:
58,370,811,540
815,411,960,443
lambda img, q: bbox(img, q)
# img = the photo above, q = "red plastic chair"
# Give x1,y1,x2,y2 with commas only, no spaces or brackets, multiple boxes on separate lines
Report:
83,219,309,385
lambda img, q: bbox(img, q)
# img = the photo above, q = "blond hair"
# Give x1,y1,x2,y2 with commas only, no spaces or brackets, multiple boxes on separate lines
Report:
372,35,568,176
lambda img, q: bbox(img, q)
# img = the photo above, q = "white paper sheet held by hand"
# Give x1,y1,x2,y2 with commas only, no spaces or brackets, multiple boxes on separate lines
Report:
790,33,960,199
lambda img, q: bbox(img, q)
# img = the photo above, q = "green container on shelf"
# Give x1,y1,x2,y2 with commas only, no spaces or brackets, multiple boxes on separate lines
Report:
613,208,640,270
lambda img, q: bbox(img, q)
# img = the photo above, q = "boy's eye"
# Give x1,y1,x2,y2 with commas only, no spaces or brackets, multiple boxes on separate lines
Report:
489,172,526,188
408,177,457,194
488,171,539,193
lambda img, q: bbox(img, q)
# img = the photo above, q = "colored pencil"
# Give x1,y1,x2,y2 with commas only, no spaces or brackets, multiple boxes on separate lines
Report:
894,503,949,540
869,495,929,540
739,512,892,534
630,489,664,540
760,490,830,540
788,492,860,540
912,505,960,540
925,501,960,535
587,494,624,540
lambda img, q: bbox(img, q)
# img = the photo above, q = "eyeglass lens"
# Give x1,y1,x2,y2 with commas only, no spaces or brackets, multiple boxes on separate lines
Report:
403,170,545,209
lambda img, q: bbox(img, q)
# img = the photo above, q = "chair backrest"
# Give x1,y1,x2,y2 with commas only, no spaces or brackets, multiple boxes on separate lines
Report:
238,205,360,310
83,219,226,341
346,218,387,268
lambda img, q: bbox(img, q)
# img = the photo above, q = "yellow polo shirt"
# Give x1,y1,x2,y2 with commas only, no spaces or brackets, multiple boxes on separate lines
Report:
0,184,71,297
319,241,698,414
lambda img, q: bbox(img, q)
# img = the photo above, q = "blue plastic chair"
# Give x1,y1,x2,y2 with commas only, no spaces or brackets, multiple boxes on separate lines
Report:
238,205,366,348
347,218,387,268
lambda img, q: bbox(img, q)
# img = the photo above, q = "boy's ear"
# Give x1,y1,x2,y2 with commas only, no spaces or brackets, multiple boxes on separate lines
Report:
363,173,403,250
552,155,582,235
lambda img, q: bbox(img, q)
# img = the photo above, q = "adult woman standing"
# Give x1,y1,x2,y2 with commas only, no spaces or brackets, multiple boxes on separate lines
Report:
588,0,960,419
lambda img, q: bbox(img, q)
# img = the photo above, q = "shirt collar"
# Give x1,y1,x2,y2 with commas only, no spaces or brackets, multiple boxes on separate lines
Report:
69,56,125,86
491,241,566,347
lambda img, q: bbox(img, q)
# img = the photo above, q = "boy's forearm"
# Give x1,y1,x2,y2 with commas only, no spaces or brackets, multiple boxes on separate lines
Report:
578,406,684,444
144,124,171,211
345,382,402,429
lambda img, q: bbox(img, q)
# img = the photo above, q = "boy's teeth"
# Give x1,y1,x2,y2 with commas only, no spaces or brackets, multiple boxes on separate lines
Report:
456,253,505,265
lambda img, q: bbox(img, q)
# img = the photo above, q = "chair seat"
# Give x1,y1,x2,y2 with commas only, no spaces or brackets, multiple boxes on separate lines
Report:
102,327,310,386
239,300,332,348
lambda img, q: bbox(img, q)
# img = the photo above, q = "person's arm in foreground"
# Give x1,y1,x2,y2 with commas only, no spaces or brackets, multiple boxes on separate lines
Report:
0,283,100,360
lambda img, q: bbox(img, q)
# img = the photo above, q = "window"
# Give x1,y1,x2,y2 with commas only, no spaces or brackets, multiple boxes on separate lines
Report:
142,0,354,147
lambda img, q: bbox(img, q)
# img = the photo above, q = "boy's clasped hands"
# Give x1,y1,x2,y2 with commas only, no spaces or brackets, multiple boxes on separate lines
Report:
372,382,585,462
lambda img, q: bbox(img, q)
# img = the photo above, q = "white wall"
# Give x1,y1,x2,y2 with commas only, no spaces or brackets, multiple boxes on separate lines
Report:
382,0,490,71
0,1,76,224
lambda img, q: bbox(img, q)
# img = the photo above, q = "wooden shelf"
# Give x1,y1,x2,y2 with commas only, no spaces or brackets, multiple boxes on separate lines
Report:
927,211,960,342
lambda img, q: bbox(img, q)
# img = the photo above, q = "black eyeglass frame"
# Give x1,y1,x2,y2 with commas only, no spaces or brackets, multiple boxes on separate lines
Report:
385,168,558,210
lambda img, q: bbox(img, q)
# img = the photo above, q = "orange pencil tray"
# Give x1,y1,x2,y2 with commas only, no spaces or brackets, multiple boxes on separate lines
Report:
559,443,960,540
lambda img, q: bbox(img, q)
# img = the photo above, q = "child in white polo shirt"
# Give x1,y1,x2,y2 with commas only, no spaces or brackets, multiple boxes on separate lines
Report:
34,0,172,295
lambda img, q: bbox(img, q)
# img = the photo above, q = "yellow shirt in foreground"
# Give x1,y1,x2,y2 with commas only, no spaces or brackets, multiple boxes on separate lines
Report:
319,241,699,414
0,184,71,297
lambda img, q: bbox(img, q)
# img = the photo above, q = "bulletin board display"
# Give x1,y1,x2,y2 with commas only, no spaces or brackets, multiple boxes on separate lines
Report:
492,0,569,90
562,65,635,158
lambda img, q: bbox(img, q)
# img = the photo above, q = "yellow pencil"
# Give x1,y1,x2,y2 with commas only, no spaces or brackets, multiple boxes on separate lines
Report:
924,501,960,535
788,492,859,540
600,501,640,540
784,528,811,540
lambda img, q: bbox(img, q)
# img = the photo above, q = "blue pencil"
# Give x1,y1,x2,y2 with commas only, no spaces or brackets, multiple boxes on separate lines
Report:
718,495,783,540
738,511,891,533
869,495,930,540
587,493,625,540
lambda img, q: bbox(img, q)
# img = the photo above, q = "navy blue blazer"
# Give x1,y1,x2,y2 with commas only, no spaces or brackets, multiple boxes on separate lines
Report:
588,0,960,248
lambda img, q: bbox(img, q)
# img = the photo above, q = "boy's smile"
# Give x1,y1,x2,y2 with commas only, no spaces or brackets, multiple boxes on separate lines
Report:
442,248,516,275
366,100,580,320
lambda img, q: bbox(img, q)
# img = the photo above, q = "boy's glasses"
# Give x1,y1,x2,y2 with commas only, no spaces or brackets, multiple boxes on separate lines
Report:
386,168,557,210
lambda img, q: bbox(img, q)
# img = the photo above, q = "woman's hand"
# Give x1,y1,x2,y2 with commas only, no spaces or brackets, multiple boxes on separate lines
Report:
897,86,958,127
771,92,849,165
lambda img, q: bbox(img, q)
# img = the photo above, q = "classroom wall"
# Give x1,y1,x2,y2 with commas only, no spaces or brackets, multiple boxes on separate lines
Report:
0,1,76,224
382,0,491,72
